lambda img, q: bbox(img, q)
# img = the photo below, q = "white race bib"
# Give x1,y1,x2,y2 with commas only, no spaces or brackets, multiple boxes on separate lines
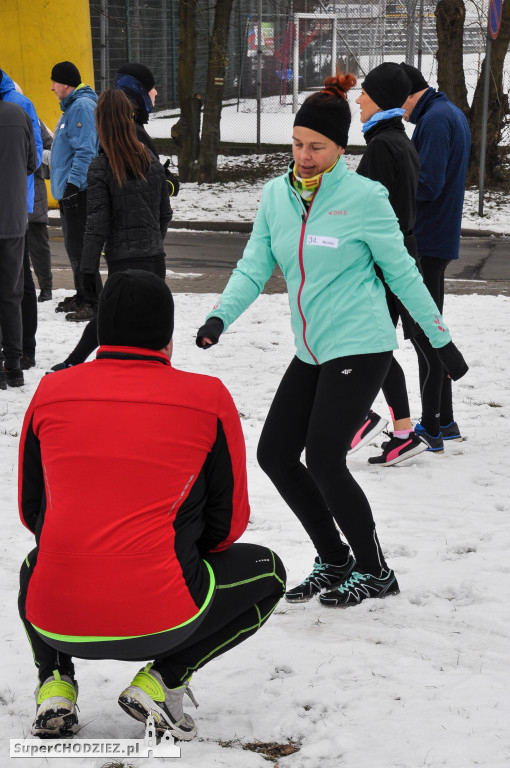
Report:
306,235,339,249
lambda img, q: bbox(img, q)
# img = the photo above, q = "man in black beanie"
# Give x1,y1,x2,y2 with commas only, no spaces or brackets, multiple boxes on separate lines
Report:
399,62,471,449
50,61,101,320
114,62,179,198
18,268,285,740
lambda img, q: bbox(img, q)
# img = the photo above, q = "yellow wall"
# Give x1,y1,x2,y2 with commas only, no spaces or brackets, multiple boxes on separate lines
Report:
0,0,95,205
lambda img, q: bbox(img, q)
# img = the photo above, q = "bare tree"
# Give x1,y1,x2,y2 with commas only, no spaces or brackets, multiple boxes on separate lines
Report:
435,0,510,186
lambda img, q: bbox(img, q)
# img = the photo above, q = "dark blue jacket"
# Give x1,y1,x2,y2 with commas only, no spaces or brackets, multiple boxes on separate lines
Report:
0,70,43,213
410,88,471,261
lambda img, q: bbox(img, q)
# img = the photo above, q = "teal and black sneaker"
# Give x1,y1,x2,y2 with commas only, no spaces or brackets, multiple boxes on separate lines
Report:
118,663,198,740
285,555,356,603
319,568,400,607
32,670,79,738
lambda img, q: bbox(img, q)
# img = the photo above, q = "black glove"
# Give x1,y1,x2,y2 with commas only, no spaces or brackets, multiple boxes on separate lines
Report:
163,160,180,197
196,317,224,349
437,341,469,381
61,182,80,209
80,272,98,300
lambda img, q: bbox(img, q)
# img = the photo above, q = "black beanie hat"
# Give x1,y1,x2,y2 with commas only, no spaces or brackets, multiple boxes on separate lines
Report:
116,63,155,93
399,63,429,95
97,270,174,350
294,75,355,148
361,62,411,110
51,61,81,88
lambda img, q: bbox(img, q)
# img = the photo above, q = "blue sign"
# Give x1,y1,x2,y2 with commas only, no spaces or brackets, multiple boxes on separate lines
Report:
489,0,502,40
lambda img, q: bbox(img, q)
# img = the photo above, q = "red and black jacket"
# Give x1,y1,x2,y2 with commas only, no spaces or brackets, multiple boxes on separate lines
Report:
18,347,250,640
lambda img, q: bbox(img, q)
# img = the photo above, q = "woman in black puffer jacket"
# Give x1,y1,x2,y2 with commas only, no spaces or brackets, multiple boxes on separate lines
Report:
52,89,171,368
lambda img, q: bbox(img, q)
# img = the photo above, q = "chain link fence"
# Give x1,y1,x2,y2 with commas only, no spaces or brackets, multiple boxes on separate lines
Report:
89,0,507,147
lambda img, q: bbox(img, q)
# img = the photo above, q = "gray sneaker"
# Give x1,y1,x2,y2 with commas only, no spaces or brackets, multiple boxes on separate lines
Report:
118,664,198,740
32,671,79,738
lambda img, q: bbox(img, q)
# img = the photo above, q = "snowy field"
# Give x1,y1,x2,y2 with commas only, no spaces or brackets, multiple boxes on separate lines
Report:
1,288,509,767
158,150,510,235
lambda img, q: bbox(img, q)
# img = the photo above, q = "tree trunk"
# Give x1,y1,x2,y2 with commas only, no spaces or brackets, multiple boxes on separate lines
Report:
172,0,200,182
466,0,510,186
435,0,469,115
197,0,234,183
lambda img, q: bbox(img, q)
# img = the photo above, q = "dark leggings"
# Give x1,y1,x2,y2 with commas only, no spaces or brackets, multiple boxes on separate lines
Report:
410,256,453,434
22,232,38,357
19,543,286,688
257,352,392,574
65,256,166,366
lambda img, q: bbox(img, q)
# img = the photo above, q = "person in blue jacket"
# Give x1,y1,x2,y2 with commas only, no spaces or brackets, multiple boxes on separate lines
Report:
196,74,468,608
49,61,101,320
0,69,43,378
401,63,471,451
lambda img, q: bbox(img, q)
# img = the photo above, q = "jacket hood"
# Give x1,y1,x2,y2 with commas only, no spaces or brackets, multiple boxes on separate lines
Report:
60,84,98,112
0,70,16,96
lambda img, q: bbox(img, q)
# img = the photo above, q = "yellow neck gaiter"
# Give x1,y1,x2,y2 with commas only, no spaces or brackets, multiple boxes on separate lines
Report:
292,158,339,201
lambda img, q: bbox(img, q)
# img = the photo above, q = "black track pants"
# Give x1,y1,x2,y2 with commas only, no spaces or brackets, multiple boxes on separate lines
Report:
19,544,286,688
411,256,453,433
257,353,392,574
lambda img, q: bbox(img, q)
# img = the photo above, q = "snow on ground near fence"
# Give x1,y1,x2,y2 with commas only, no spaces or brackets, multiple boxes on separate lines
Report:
151,151,510,234
1,290,509,767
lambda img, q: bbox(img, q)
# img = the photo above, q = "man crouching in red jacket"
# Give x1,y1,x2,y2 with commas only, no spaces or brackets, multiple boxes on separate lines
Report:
18,269,286,740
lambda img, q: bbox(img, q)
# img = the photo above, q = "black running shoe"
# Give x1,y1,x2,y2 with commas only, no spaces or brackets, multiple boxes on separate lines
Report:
440,421,463,441
55,295,80,313
4,365,24,387
368,432,427,466
414,423,444,453
285,555,355,602
32,671,79,738
319,568,400,607
348,411,388,454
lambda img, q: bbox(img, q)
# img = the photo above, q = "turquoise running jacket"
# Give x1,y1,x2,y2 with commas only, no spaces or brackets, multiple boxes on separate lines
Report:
207,158,451,365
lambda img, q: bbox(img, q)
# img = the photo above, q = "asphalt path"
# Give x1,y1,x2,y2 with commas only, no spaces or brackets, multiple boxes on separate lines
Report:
47,227,510,296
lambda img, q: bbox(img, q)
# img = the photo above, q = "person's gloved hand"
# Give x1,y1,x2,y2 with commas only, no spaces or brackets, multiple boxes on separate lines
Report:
80,272,97,299
46,362,73,375
437,341,468,381
196,317,224,349
61,183,80,209
163,160,180,197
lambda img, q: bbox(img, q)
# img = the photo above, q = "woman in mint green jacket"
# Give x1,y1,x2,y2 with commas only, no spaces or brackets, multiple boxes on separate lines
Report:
197,75,467,608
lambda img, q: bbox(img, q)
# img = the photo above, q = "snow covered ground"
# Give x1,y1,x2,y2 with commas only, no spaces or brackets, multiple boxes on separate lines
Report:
160,151,510,235
1,288,509,767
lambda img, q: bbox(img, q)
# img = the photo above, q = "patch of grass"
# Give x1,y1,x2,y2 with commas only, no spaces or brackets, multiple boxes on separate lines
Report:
242,740,301,762
217,153,290,183
487,401,502,407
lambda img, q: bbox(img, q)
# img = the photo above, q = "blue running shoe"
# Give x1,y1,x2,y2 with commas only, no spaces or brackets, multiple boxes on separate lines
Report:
440,421,463,441
414,423,444,453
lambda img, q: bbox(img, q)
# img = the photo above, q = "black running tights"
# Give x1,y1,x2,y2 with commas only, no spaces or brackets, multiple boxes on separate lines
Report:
410,256,453,434
257,352,392,574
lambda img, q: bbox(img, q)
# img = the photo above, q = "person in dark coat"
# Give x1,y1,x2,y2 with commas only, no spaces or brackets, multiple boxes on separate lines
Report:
400,63,471,450
0,92,38,388
49,88,171,371
115,62,180,198
28,120,54,304
349,62,428,466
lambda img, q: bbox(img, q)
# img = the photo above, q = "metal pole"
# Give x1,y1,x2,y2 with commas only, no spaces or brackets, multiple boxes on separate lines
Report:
478,33,492,217
332,17,337,77
293,14,299,112
256,0,262,147
417,0,425,70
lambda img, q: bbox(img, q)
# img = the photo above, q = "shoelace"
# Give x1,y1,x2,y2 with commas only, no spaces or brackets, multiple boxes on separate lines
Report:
303,561,330,584
337,572,368,594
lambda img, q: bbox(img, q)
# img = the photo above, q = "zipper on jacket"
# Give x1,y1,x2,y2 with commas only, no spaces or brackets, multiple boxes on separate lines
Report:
292,180,322,365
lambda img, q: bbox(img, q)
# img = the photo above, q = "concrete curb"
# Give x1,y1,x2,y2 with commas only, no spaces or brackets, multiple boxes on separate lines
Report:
48,217,508,238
